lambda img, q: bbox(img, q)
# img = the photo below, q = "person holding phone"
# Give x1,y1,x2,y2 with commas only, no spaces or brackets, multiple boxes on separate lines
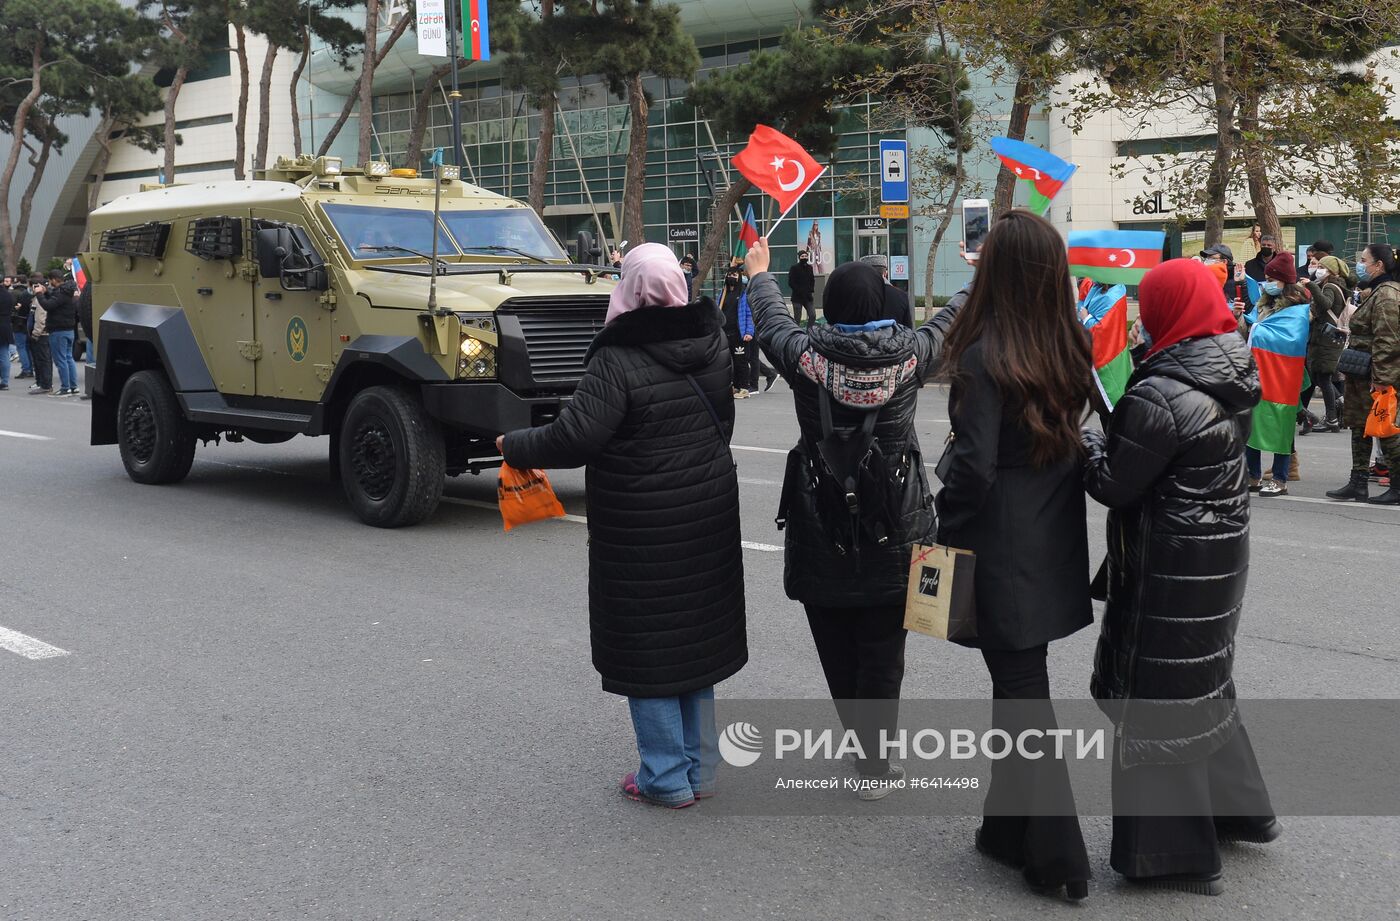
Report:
962,199,991,262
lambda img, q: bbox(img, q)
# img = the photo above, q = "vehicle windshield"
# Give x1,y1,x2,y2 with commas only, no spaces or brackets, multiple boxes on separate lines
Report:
322,203,455,258
440,209,565,261
322,203,566,262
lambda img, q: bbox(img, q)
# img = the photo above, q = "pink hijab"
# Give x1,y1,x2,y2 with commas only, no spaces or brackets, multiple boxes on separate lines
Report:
604,243,692,325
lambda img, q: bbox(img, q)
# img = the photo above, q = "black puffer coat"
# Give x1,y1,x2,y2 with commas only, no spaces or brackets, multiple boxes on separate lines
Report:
1081,333,1261,767
501,300,746,698
748,272,962,607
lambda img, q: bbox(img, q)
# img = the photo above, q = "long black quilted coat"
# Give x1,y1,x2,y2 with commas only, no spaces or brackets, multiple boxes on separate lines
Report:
747,272,962,607
502,301,746,698
1081,333,1261,766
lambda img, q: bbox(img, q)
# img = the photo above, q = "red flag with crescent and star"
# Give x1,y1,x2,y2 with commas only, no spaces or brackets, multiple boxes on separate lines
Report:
732,125,826,215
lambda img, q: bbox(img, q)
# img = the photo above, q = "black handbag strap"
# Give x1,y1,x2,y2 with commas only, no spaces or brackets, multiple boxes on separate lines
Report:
685,373,728,443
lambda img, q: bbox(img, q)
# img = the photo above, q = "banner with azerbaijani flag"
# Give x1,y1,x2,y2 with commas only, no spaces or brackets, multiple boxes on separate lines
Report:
990,137,1077,217
1247,304,1310,454
1068,229,1165,286
463,0,490,61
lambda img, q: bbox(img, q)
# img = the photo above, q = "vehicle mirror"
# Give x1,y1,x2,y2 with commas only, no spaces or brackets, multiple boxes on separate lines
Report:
255,226,293,278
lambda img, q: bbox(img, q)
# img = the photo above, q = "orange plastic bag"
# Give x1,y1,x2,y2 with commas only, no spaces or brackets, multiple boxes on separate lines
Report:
1365,386,1400,439
498,463,566,531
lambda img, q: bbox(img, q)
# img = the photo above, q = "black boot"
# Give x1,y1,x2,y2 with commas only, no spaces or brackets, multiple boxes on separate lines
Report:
1368,484,1400,505
1326,470,1370,501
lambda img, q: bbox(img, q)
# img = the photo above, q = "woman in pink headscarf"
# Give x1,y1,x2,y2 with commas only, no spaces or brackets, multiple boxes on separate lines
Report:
498,243,746,809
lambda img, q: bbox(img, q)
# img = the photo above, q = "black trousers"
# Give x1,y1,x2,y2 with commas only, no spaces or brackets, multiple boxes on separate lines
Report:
1111,723,1275,878
804,603,907,776
733,339,775,392
28,333,52,390
977,645,1091,885
793,296,816,329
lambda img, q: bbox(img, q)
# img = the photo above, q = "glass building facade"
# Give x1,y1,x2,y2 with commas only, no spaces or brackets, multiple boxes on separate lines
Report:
364,36,908,295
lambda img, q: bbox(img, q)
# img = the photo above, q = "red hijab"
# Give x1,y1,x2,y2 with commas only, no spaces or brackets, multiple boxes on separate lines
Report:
1138,258,1239,356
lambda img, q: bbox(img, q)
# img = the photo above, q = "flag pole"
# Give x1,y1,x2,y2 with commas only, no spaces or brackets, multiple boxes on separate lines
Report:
766,166,826,239
428,149,444,315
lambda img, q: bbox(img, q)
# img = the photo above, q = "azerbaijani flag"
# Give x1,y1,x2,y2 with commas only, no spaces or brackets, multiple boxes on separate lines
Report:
463,0,490,61
1068,229,1165,286
1247,303,1310,454
990,137,1077,217
1088,290,1132,409
734,204,759,257
72,256,88,290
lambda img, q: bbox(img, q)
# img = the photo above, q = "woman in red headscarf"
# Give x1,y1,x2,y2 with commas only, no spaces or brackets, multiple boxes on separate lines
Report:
1080,259,1278,896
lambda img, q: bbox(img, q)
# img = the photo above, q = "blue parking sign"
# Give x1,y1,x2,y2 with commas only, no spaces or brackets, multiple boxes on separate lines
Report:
880,139,909,204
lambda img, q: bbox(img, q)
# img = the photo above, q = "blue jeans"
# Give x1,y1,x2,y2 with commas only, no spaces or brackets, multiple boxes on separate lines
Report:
627,687,718,804
14,332,31,373
49,330,77,391
1245,447,1291,481
0,340,9,386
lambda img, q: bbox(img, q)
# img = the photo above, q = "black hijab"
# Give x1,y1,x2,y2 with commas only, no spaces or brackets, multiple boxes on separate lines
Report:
822,262,886,326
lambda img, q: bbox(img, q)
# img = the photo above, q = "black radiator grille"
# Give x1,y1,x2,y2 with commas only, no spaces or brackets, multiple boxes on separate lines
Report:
500,296,609,384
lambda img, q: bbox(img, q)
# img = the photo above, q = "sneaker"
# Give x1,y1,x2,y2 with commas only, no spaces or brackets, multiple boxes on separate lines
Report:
16,371,32,379
27,385,50,394
764,375,777,393
1258,479,1287,497
1248,477,1261,492
856,763,906,801
0,383,7,391
734,388,750,400
1127,870,1224,897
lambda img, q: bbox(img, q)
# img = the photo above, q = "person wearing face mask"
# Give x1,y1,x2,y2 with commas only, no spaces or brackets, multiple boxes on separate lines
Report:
1326,242,1400,504
1300,254,1353,433
787,249,816,329
1236,253,1308,495
1244,233,1278,282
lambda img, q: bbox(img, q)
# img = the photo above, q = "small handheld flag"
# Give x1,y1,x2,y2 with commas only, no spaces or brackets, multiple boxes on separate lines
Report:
1088,291,1132,409
990,137,1077,217
733,125,826,235
72,256,88,291
735,204,759,258
1068,230,1165,286
463,0,490,61
1247,304,1310,454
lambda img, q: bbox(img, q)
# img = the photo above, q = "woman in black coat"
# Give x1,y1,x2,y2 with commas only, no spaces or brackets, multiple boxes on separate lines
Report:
1082,258,1277,896
499,243,746,810
936,210,1094,900
744,239,962,797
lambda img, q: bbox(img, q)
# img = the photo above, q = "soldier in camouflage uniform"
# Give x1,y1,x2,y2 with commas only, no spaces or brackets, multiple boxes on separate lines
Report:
1326,242,1400,504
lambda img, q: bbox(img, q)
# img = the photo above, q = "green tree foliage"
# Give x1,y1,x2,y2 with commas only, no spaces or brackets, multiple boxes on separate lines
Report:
0,0,159,273
560,0,700,245
140,0,230,184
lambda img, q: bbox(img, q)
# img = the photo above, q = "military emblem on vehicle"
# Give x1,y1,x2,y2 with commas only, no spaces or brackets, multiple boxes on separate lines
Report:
286,316,309,362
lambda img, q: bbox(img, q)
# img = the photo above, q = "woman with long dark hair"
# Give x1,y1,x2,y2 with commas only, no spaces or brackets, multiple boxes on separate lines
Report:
936,210,1094,900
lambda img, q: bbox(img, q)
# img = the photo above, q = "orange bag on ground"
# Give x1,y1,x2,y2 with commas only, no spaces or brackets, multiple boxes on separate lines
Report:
1365,386,1400,439
498,463,566,531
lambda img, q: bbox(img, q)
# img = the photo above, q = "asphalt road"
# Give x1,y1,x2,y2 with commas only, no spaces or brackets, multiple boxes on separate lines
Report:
3,377,1398,920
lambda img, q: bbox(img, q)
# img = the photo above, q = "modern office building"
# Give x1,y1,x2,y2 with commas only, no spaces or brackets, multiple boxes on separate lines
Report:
10,0,1397,297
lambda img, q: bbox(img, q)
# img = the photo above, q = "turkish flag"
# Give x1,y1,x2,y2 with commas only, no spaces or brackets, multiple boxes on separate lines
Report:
732,125,825,215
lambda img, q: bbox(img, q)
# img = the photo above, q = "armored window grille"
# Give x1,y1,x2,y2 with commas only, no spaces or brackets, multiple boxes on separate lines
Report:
185,216,243,261
99,221,171,259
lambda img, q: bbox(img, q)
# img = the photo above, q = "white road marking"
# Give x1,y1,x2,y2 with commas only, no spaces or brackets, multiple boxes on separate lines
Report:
0,429,52,441
440,496,782,551
0,625,70,660
732,444,787,455
737,476,778,486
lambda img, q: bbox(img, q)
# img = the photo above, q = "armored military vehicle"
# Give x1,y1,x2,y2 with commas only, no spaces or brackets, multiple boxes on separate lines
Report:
84,155,616,527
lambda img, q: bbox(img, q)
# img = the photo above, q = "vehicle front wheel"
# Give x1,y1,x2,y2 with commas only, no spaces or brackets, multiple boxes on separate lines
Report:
338,385,445,527
118,369,197,485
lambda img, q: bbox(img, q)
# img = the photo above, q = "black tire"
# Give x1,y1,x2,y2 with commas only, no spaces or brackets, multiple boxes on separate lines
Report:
338,385,445,527
118,369,197,485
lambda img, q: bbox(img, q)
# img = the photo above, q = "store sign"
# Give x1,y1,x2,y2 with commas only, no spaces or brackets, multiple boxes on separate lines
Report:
879,204,910,220
857,217,887,231
668,226,699,242
890,256,909,281
1132,191,1172,215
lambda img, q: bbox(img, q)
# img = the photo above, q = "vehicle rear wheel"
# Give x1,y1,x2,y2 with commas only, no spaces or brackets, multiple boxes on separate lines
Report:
118,369,197,485
338,385,445,527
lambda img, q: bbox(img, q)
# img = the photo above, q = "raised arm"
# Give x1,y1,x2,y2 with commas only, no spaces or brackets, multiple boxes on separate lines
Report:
913,283,970,383
1081,385,1178,509
502,350,628,470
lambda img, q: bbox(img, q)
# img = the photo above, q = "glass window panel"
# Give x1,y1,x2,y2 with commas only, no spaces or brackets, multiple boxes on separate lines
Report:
321,203,454,255
479,98,503,121
479,143,504,165
483,120,503,143
668,122,696,148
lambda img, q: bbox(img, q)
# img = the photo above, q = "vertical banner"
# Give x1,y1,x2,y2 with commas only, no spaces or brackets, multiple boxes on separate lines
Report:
417,0,448,57
463,0,491,61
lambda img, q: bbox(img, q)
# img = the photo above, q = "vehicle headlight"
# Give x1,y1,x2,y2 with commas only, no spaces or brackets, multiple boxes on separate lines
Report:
458,334,497,379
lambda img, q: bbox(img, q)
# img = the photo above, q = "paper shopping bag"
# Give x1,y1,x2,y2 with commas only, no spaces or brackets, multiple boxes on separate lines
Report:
498,463,566,531
1365,386,1400,439
903,542,978,641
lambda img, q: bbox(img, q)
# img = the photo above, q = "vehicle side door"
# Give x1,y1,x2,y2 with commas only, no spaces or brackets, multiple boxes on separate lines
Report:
251,210,333,401
183,214,255,396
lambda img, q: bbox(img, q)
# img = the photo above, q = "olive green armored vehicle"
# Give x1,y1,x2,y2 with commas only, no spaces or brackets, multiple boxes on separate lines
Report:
84,155,616,527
